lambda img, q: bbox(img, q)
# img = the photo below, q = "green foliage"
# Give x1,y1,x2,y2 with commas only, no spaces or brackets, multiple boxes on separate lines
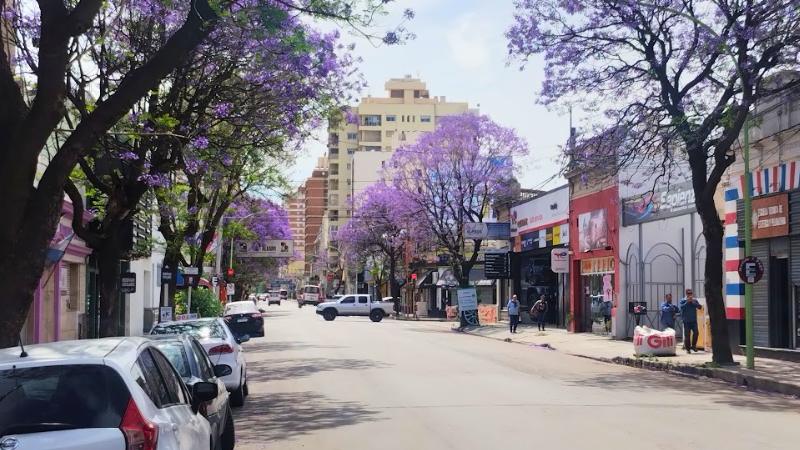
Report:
175,288,222,317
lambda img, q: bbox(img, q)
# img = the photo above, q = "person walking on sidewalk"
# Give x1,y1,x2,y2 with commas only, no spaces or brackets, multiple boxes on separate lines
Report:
660,293,679,331
532,296,548,331
679,289,702,353
507,295,520,333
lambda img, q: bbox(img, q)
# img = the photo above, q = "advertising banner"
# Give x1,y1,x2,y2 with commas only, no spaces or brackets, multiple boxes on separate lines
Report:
239,240,294,258
622,182,696,226
578,209,608,252
752,193,788,240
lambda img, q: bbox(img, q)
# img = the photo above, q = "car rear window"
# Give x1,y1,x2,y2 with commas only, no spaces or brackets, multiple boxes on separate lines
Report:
224,302,257,315
151,320,226,339
0,364,129,435
152,342,192,379
304,286,320,294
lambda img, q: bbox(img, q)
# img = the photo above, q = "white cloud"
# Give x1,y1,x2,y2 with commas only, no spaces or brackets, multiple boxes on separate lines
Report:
446,13,491,71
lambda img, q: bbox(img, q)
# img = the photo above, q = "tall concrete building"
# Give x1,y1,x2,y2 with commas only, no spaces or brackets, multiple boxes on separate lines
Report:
325,76,470,288
303,158,328,279
284,187,306,279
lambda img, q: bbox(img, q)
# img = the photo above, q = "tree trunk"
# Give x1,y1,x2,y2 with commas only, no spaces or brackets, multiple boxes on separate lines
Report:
97,232,123,338
697,202,735,364
161,253,181,307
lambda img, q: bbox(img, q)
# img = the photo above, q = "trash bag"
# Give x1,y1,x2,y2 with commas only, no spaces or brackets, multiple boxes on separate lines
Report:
633,326,676,356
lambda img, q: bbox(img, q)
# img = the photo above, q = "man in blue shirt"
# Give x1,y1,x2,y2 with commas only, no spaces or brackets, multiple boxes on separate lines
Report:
507,294,520,333
679,289,702,353
660,293,679,330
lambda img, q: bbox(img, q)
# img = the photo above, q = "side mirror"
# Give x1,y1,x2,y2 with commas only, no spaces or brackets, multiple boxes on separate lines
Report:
259,308,266,313
238,334,250,343
214,364,233,378
191,381,218,412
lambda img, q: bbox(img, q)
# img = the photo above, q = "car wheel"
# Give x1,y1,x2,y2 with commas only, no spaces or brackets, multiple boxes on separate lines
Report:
370,309,384,322
323,309,337,321
221,406,235,450
230,373,245,407
243,372,249,397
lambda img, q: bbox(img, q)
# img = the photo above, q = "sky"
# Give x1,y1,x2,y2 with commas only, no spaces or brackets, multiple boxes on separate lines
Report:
288,0,573,192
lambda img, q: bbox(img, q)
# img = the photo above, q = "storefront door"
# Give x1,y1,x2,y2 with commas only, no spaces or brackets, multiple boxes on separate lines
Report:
582,274,612,334
769,256,792,348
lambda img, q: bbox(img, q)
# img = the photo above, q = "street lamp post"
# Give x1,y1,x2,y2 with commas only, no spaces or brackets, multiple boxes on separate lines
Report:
215,213,257,299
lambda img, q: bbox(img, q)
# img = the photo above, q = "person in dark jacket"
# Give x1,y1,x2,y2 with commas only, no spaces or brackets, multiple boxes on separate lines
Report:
660,293,679,330
507,295,520,333
679,289,702,353
532,296,548,331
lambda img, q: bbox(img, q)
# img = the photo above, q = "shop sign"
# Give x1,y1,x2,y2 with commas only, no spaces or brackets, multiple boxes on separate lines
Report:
120,272,136,294
580,256,615,275
511,186,569,236
752,194,788,240
484,251,510,279
578,209,609,252
159,306,173,323
464,222,511,240
551,248,569,273
738,256,764,284
520,224,569,252
622,181,696,226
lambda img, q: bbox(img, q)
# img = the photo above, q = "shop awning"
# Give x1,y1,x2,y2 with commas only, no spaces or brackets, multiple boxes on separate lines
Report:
436,269,459,287
472,279,495,287
416,270,435,288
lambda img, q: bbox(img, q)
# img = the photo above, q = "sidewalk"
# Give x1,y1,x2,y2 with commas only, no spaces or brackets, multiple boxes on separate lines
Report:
446,321,800,398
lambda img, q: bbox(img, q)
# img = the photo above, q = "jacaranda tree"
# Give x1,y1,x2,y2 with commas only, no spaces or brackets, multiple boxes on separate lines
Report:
389,113,527,288
507,0,800,363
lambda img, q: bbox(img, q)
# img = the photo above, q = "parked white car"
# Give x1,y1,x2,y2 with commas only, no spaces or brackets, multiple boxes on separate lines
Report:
150,318,249,407
0,337,216,450
315,294,395,322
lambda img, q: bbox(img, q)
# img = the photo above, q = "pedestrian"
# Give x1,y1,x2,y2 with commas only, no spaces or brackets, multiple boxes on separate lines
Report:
507,294,520,333
679,288,702,353
660,293,679,331
531,296,548,331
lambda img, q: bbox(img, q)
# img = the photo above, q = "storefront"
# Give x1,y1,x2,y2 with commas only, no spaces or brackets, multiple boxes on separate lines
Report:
619,179,704,338
569,183,620,335
510,186,570,326
733,190,797,349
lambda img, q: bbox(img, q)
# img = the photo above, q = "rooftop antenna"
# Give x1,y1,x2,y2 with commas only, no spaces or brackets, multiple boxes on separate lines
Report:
18,334,28,358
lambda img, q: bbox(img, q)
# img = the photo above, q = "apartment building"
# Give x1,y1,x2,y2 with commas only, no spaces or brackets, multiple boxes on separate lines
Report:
304,158,328,279
325,76,470,286
284,186,306,279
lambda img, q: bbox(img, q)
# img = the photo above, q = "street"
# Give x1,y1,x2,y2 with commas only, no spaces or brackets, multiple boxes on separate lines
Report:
234,304,800,450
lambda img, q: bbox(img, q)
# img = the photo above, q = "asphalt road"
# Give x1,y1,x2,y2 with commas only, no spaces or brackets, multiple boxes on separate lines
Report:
233,302,800,450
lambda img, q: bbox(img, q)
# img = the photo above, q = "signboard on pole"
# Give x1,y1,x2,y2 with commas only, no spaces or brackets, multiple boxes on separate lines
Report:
159,306,173,323
464,223,488,240
239,240,294,258
456,288,478,311
551,248,570,274
738,256,764,284
161,266,173,284
484,251,510,279
211,276,219,287
183,267,199,275
120,272,136,294
227,283,235,295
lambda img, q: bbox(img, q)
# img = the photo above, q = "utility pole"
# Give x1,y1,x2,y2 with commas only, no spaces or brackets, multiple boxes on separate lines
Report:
742,116,755,370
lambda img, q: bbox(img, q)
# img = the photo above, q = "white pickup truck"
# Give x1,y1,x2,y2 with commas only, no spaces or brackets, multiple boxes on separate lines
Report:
316,294,395,322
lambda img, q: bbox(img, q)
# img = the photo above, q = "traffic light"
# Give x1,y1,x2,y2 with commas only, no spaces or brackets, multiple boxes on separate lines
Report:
225,267,235,282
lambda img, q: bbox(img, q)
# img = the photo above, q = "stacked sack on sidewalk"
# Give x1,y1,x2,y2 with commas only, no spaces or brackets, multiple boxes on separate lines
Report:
633,326,677,356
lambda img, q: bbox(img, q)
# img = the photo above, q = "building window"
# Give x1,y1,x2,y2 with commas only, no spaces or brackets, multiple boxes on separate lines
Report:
386,130,394,137
347,148,356,155
400,131,406,141
330,210,339,221
329,180,339,190
330,193,339,205
421,115,431,123
386,115,396,122
329,225,339,235
401,115,405,122
329,163,339,176
329,147,339,156
390,90,403,98
346,132,358,140
362,115,381,126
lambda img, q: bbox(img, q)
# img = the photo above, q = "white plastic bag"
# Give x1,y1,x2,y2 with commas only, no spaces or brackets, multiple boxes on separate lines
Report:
633,326,676,356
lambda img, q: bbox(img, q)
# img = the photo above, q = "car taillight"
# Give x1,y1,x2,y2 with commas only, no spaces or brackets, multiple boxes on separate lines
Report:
120,398,158,450
251,313,262,318
208,344,234,354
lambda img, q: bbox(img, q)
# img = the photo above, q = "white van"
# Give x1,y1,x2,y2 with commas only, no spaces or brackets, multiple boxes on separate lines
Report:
298,285,323,307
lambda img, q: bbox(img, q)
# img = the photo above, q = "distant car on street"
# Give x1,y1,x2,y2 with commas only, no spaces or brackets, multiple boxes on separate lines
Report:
150,318,250,407
150,334,235,450
268,290,281,306
298,285,324,307
279,289,289,301
316,294,395,322
0,337,217,450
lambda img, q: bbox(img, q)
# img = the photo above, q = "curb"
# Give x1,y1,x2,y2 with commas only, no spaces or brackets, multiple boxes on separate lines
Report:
457,328,800,398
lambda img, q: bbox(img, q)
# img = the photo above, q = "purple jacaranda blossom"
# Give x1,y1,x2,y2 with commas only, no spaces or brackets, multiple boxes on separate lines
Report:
119,151,139,161
213,102,233,118
138,173,170,188
191,136,209,149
